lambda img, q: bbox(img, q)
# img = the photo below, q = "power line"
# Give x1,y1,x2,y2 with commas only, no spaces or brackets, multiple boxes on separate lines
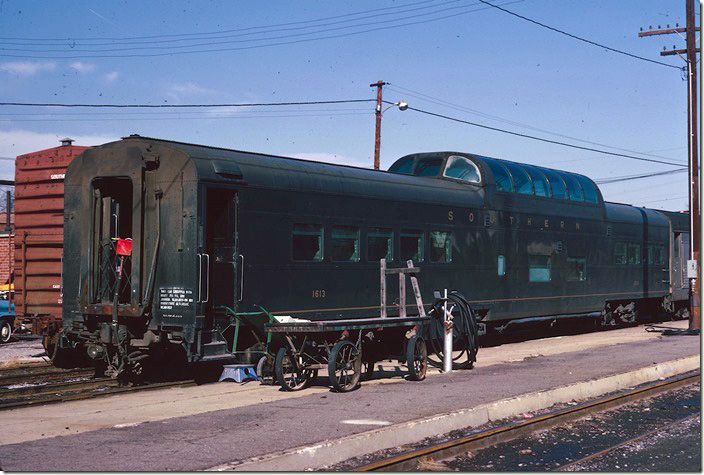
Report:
595,168,687,184
0,99,375,108
633,194,688,205
402,103,688,168
0,0,441,42
0,0,455,46
387,83,685,163
0,0,524,59
476,0,682,70
0,112,372,123
2,1,481,53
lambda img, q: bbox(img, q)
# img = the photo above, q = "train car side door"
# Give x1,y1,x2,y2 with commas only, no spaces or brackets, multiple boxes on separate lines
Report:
197,187,239,342
204,189,238,309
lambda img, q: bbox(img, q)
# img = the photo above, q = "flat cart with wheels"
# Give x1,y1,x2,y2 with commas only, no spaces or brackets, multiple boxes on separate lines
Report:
266,315,431,392
220,305,283,384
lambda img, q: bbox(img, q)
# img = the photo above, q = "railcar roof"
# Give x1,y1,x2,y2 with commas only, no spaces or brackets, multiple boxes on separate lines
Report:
116,135,486,208
388,151,603,205
121,134,385,174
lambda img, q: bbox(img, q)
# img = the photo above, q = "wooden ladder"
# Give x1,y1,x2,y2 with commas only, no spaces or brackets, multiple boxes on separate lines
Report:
379,258,426,318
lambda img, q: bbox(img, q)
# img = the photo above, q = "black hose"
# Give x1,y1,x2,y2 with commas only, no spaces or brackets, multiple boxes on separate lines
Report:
427,291,480,369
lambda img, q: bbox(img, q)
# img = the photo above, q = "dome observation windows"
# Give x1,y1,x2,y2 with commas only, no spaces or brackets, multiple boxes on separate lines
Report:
484,158,514,192
503,162,534,195
388,155,415,175
523,165,550,197
443,155,481,183
538,167,568,200
558,172,585,202
575,175,599,203
413,156,444,177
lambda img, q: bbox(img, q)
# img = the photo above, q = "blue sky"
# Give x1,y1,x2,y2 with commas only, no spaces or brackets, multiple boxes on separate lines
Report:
0,0,697,211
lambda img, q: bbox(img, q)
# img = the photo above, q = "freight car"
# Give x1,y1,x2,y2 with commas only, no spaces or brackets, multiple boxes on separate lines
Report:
14,139,90,346
52,136,689,377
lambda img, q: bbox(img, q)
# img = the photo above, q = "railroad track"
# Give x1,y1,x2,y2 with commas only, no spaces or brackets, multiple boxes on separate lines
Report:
0,365,196,411
354,371,700,471
0,365,94,387
555,413,700,471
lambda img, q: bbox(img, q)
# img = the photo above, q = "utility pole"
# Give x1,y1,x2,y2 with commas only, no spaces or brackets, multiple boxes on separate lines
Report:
371,80,387,170
639,0,700,331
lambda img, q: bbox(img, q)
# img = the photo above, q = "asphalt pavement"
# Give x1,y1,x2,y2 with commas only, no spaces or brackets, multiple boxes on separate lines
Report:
0,326,698,471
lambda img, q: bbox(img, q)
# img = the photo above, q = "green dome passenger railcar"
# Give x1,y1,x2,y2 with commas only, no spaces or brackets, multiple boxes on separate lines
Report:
55,136,689,374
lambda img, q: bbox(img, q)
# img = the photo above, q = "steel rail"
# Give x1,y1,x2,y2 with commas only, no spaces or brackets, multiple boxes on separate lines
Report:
0,367,94,387
0,378,195,411
555,413,700,471
354,371,700,471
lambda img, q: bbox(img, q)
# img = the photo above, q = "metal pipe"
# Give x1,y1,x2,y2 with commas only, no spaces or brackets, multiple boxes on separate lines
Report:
443,288,452,373
141,190,161,315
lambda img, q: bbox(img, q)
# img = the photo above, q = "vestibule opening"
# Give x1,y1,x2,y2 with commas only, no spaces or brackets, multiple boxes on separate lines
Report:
91,177,133,304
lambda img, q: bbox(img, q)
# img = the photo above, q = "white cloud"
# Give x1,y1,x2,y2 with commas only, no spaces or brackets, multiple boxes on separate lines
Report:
290,152,370,168
104,71,120,83
0,130,119,179
69,61,96,74
0,61,56,76
164,81,219,102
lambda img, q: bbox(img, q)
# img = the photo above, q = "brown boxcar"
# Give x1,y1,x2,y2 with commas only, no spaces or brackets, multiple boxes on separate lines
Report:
14,139,90,337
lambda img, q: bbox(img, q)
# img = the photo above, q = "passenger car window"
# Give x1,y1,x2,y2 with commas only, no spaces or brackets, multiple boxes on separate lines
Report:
504,162,533,195
497,255,506,276
528,255,551,282
566,257,586,281
614,242,627,264
400,230,424,262
484,158,514,192
538,168,567,199
331,226,360,262
443,156,481,183
627,244,641,264
523,165,550,197
292,224,323,261
368,228,393,262
429,231,452,263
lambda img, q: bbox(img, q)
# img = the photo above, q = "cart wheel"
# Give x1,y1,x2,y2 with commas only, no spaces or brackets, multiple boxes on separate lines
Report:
0,321,11,344
406,336,427,381
328,340,361,392
275,347,315,391
256,355,275,385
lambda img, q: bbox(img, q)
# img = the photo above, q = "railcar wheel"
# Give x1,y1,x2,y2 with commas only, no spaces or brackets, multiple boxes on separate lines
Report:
406,336,427,381
328,340,361,392
0,321,11,344
275,347,315,391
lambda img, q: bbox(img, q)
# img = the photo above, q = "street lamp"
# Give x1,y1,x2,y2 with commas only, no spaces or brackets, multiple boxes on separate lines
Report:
373,100,408,170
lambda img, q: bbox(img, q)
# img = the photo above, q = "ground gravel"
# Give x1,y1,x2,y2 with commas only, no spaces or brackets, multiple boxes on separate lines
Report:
0,338,47,367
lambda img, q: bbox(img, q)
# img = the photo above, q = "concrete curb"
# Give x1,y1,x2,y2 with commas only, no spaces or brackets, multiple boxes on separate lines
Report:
208,355,700,472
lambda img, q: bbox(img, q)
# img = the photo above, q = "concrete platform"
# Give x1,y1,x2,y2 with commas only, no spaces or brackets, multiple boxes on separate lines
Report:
0,321,699,471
